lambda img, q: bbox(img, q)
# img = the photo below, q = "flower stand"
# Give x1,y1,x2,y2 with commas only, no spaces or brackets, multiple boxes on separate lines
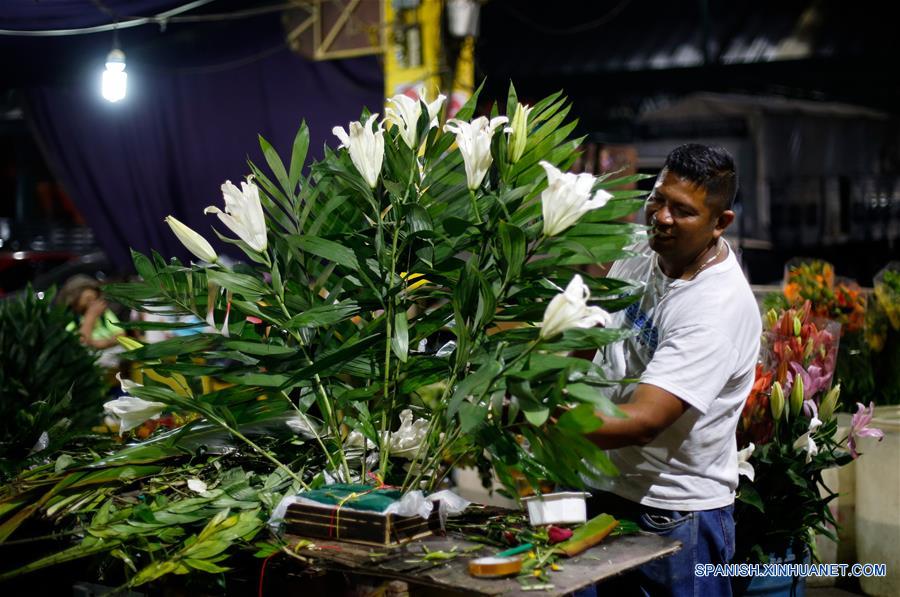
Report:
855,405,900,597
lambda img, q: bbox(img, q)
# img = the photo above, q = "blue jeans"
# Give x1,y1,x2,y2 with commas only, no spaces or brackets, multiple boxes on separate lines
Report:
575,492,736,597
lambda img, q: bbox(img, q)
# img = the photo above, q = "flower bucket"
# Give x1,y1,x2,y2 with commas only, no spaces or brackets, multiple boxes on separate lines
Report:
809,412,856,586
855,405,900,597
732,546,808,597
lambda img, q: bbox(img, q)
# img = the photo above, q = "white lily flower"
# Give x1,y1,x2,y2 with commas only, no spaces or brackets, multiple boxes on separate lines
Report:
385,92,446,149
164,216,218,263
504,102,533,163
539,161,612,237
103,396,166,435
737,442,755,481
204,178,267,252
333,113,385,188
540,274,611,339
344,409,429,460
389,409,430,458
793,416,823,463
443,115,509,190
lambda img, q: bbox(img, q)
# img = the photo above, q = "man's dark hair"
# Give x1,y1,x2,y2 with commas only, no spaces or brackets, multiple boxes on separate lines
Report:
662,144,737,213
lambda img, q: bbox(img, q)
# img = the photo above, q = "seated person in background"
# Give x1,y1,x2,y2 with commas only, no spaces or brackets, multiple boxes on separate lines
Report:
58,274,125,368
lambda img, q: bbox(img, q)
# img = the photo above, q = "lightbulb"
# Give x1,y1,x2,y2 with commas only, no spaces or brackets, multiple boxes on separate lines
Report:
102,48,127,102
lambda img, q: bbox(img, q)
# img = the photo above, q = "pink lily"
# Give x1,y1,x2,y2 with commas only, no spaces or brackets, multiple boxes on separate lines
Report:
846,402,884,459
802,398,819,420
788,362,831,401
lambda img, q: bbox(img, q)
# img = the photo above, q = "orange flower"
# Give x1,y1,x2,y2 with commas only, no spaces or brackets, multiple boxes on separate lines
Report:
784,283,801,304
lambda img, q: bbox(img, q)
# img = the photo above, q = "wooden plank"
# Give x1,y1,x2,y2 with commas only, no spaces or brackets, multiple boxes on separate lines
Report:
285,531,681,596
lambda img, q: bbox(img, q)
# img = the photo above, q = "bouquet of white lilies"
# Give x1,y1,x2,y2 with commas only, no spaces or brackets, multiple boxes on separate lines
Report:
106,84,649,494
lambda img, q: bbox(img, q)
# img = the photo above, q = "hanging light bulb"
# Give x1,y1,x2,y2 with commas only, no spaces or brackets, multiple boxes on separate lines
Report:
102,48,127,102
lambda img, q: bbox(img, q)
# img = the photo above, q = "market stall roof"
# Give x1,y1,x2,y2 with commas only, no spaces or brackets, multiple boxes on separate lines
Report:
476,0,899,130
478,0,887,78
639,92,891,123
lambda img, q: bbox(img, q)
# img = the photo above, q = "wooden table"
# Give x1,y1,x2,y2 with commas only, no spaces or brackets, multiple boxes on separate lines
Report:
284,530,680,595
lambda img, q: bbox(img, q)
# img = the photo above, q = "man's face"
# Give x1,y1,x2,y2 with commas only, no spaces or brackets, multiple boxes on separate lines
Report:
645,169,725,263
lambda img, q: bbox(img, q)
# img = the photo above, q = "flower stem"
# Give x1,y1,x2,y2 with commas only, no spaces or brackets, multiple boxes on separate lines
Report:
379,221,404,477
469,189,482,224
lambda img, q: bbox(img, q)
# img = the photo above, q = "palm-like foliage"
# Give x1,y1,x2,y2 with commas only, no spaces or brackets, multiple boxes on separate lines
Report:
0,288,105,478
0,84,649,588
105,84,648,492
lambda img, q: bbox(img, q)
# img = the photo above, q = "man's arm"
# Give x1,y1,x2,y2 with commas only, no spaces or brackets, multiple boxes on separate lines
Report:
584,383,688,449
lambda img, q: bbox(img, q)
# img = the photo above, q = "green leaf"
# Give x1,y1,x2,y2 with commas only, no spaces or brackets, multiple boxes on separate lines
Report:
281,333,382,388
565,383,625,418
184,558,230,574
506,81,519,119
498,221,526,284
523,406,550,427
448,360,502,418
737,482,765,513
540,327,634,352
287,236,360,270
206,269,267,298
259,134,292,197
288,122,310,192
222,341,295,356
459,401,488,433
392,311,409,363
284,302,359,329
131,250,157,282
585,198,645,223
124,334,218,360
557,404,603,433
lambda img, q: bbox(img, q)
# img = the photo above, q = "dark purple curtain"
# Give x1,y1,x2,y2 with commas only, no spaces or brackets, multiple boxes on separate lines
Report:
23,48,382,270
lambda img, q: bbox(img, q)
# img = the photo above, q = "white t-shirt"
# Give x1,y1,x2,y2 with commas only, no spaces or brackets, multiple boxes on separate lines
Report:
589,239,761,510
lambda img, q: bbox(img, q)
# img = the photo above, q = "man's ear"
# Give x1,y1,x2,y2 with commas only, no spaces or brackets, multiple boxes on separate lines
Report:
715,209,735,234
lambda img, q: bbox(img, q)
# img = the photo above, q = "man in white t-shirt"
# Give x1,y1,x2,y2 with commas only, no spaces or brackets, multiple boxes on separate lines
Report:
579,144,761,597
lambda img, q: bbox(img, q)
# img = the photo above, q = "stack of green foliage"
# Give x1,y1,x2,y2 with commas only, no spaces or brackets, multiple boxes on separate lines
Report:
0,288,105,478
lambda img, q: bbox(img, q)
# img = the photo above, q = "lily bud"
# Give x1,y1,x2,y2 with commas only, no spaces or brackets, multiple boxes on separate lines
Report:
770,381,785,421
819,384,841,421
765,309,778,330
803,338,815,361
793,316,802,337
165,216,218,264
790,375,805,417
505,102,532,163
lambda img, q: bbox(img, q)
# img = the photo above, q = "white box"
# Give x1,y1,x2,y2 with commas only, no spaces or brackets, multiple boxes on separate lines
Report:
522,491,590,526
